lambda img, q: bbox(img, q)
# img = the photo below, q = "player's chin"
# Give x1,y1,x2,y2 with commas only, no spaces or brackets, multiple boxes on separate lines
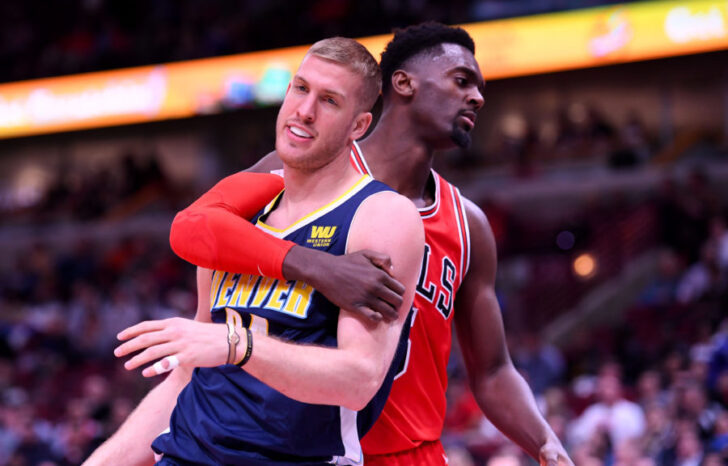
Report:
450,128,472,148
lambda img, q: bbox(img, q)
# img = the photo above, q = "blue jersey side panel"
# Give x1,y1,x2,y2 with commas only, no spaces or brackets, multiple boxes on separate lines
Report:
152,177,411,465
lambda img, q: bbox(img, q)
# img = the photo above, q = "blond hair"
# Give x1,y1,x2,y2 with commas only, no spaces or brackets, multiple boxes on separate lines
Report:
307,37,381,111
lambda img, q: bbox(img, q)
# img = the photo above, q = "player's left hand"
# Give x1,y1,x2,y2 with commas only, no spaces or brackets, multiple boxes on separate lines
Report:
539,439,574,466
114,317,230,377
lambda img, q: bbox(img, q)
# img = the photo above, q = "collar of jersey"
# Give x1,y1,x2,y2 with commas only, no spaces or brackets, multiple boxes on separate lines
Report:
255,175,373,238
351,141,440,218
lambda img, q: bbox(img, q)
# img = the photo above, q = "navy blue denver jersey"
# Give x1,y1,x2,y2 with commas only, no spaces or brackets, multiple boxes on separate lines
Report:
152,175,412,465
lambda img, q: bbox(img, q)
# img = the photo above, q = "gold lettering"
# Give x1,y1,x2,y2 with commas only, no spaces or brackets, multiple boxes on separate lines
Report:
214,272,238,308
311,226,337,239
265,280,294,311
250,277,277,307
282,281,314,317
230,274,257,308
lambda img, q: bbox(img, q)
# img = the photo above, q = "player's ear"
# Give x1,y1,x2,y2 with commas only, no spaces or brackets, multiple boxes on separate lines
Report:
351,112,373,140
391,70,415,98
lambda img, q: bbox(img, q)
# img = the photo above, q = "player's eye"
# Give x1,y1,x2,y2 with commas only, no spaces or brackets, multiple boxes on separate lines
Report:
324,96,338,106
455,77,467,87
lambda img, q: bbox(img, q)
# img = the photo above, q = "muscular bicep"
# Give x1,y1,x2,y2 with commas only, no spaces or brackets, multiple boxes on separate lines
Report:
454,199,510,381
337,191,424,370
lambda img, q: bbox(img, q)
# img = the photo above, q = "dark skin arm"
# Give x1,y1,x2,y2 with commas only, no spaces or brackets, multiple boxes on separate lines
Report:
194,151,404,321
454,198,573,466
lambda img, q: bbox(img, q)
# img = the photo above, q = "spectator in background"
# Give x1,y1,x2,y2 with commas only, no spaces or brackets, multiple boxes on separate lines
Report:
512,330,566,396
676,382,721,440
676,242,722,304
569,373,646,450
638,250,682,306
708,215,728,272
707,409,728,459
673,426,703,466
641,402,675,464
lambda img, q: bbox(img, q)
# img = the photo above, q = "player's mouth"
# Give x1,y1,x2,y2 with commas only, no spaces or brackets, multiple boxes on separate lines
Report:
458,110,477,130
287,123,315,141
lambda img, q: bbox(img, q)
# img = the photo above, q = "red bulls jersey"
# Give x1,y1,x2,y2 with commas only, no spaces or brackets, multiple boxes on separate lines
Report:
350,142,471,454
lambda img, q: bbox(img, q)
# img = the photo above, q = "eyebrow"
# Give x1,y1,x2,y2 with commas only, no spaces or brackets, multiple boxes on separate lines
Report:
294,75,347,100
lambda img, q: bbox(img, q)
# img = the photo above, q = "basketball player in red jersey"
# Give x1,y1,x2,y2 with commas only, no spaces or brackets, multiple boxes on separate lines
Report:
95,24,573,465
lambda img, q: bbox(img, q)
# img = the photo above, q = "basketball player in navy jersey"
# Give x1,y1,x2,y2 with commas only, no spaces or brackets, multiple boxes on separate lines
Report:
85,38,424,465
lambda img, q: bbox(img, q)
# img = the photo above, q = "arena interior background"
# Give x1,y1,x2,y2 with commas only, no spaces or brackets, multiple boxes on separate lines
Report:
1,1,727,465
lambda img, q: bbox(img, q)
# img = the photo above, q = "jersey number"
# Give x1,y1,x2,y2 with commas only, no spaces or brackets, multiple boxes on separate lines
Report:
393,308,417,380
225,308,270,335
415,244,456,319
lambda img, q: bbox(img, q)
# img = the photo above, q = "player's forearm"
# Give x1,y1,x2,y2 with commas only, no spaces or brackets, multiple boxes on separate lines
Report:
82,367,192,466
470,363,560,460
169,172,293,279
240,331,394,411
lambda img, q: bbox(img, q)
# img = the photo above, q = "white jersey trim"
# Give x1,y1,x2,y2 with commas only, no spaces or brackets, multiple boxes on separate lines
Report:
255,176,374,238
450,184,467,283
350,144,441,219
350,141,372,176
332,407,362,465
455,187,471,277
418,170,441,219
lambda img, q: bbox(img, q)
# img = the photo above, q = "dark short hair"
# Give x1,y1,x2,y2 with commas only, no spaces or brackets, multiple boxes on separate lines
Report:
380,22,475,95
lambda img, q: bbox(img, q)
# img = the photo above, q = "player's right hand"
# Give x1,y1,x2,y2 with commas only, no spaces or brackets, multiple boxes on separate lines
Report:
283,246,405,322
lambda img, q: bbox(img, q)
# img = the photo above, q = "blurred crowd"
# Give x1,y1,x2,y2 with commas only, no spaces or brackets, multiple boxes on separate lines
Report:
0,0,632,84
3,149,175,225
0,235,195,465
0,2,725,463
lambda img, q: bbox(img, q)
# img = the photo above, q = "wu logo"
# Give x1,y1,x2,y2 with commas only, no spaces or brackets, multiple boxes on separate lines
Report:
311,226,337,239
308,225,337,248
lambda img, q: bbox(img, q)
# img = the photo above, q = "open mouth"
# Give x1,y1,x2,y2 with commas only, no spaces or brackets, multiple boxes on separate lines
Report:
288,125,314,139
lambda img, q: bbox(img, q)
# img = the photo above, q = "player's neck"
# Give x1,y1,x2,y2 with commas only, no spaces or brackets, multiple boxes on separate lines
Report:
359,109,435,207
269,149,360,229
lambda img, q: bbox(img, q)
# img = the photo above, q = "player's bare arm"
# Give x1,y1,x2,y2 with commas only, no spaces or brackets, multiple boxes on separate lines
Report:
454,198,573,466
82,268,213,466
116,191,424,410
170,150,405,321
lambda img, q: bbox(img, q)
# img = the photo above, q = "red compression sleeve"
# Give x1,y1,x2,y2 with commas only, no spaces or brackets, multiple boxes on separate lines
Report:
169,171,293,280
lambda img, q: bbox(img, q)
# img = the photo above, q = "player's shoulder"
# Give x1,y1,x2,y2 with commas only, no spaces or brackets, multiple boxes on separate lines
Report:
361,188,420,224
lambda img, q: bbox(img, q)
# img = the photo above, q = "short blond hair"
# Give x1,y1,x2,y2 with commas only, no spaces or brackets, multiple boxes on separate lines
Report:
307,37,381,112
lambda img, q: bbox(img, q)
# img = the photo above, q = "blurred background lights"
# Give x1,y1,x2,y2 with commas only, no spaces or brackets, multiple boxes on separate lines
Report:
573,252,598,279
556,230,576,250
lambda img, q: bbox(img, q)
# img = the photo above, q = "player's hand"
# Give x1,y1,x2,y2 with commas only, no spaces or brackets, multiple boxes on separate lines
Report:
283,246,405,322
538,439,574,466
114,317,230,377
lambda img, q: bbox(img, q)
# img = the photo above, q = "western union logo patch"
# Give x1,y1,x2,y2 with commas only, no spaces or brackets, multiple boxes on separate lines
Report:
311,226,336,238
307,225,337,248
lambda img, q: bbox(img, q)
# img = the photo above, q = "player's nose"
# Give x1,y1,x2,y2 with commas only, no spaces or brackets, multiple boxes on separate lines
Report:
296,94,317,123
468,86,484,111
